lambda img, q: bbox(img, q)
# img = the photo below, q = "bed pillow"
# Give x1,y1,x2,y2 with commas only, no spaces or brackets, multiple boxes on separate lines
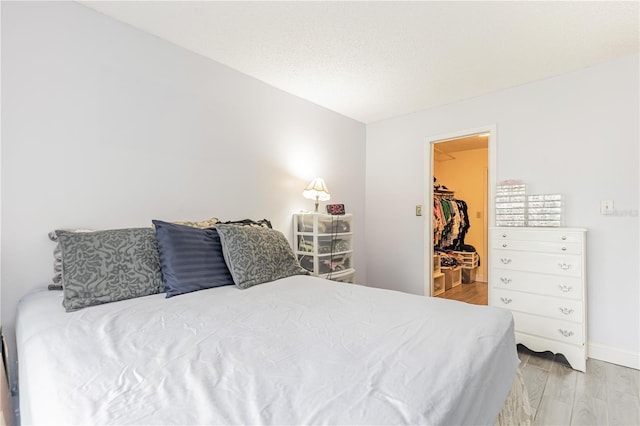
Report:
48,229,95,290
154,217,220,229
219,218,272,228
57,228,164,311
215,224,309,290
152,220,235,297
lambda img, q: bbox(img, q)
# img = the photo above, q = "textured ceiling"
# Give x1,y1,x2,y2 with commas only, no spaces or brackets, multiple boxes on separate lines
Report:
80,1,639,124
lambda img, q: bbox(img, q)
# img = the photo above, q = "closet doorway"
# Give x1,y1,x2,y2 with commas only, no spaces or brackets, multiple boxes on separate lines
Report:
425,126,496,304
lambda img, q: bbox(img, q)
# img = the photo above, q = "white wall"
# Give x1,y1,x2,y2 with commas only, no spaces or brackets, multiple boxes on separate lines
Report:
366,54,639,367
1,1,366,381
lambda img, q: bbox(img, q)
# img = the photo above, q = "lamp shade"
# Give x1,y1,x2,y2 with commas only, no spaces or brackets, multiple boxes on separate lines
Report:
303,178,331,202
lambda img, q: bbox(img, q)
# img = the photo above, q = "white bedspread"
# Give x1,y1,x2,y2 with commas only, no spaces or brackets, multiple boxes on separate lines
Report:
17,276,519,425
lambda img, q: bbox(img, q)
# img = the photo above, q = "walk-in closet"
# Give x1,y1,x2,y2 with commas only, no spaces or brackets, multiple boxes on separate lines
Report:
431,134,488,304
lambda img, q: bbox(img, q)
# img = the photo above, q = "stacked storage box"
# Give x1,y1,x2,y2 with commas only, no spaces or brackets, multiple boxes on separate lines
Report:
442,266,462,290
453,251,479,283
527,194,563,227
496,182,564,227
495,184,526,227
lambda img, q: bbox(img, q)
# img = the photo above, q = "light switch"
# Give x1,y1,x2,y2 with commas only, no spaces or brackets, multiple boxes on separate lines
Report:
416,205,423,216
601,200,614,215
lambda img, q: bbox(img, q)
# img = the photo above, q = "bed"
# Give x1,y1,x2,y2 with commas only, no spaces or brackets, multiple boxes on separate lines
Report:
16,222,531,425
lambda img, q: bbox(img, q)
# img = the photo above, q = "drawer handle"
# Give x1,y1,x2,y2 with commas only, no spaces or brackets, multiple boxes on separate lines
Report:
558,329,574,338
502,233,507,238
561,236,567,241
500,297,512,304
500,277,512,284
558,284,573,293
500,258,512,265
502,243,507,248
561,247,567,251
558,263,572,271
559,307,574,315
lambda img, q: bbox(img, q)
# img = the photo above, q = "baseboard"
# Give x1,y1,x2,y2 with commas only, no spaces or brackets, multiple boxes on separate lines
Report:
588,342,639,370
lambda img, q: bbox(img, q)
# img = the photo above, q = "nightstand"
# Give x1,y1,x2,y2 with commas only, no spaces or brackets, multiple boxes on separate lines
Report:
293,213,355,283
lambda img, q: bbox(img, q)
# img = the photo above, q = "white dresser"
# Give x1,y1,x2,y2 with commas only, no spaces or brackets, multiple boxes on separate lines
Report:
489,227,587,372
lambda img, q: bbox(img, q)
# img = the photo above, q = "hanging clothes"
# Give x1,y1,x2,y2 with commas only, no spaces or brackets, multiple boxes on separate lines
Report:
433,192,470,251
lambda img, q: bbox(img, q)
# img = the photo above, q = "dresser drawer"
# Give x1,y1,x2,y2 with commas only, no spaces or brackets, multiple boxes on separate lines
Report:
491,288,583,323
492,250,583,277
512,311,584,346
494,228,584,244
492,239,582,255
491,268,583,300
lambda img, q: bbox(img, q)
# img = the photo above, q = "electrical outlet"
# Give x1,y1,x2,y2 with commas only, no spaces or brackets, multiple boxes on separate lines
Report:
601,200,614,215
416,205,423,216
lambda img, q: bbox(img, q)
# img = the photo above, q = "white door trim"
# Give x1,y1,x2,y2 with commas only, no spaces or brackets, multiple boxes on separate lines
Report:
424,125,497,296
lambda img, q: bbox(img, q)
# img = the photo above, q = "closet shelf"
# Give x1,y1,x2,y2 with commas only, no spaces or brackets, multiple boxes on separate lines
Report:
434,189,455,195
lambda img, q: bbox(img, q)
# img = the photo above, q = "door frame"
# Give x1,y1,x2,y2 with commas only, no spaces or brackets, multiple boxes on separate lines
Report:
423,124,497,296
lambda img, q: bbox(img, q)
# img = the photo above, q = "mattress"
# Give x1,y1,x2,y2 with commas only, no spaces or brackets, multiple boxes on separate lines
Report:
16,275,520,425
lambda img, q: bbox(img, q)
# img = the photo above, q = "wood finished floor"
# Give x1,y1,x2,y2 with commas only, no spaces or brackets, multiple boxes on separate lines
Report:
519,346,640,425
437,281,640,425
436,280,488,305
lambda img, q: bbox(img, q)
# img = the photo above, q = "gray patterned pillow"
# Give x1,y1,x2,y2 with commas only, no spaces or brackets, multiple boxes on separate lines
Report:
48,229,95,289
56,228,164,311
215,224,309,289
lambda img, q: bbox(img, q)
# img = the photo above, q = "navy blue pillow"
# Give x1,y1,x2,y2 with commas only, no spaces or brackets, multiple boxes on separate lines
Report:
152,220,235,297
